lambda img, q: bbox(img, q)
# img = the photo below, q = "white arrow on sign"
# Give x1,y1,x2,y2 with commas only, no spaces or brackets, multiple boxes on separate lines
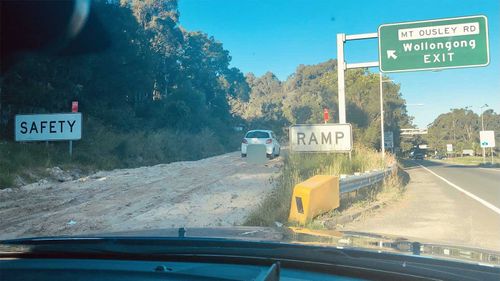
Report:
387,50,397,59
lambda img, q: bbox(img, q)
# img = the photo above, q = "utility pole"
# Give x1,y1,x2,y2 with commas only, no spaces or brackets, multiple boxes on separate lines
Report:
480,104,488,164
379,72,385,160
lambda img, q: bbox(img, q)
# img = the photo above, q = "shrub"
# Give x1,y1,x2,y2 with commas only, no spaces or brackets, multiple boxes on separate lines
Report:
244,145,394,226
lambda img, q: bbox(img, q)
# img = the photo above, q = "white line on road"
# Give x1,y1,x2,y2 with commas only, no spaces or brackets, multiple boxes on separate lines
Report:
419,164,500,216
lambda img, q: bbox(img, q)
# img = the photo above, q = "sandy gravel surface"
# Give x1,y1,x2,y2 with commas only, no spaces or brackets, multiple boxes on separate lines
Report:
0,152,281,239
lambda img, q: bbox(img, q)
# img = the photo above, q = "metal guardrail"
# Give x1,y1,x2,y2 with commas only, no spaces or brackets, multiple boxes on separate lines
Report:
339,165,395,194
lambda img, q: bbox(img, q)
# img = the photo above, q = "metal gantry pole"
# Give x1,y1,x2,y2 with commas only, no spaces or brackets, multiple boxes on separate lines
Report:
337,33,346,124
337,32,378,124
336,32,379,159
379,72,385,160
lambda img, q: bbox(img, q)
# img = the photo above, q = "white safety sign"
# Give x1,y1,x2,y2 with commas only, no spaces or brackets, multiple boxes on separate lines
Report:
15,113,82,141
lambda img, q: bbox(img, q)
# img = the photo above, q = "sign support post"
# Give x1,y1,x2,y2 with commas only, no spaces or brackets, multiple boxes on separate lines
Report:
379,72,385,160
336,32,379,159
337,34,346,124
337,33,378,124
69,140,73,157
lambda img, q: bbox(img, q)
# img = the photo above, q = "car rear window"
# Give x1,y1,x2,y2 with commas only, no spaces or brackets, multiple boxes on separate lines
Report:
246,131,270,138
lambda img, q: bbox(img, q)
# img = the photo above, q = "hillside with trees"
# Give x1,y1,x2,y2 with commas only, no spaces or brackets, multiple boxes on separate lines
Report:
233,61,413,149
425,108,500,154
1,0,412,187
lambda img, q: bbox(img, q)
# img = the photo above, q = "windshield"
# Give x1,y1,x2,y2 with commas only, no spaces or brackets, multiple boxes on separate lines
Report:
1,0,499,263
246,131,270,138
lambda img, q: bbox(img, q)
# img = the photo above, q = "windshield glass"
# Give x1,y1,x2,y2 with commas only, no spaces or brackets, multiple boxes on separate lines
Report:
1,0,499,263
246,131,270,138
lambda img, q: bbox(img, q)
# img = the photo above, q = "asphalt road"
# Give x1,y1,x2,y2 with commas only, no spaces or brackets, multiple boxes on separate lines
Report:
419,160,500,212
344,159,500,251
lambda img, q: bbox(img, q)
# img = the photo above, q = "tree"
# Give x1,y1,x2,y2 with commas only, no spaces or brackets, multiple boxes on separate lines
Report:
426,108,488,154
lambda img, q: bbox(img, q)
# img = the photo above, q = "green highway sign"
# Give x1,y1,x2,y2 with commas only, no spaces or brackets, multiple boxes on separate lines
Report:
378,15,489,73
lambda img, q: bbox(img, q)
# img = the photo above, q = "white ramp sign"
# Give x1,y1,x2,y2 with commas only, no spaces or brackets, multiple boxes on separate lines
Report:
290,124,352,152
15,113,82,141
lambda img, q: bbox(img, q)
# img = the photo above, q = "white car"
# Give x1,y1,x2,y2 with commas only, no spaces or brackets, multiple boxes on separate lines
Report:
241,130,281,158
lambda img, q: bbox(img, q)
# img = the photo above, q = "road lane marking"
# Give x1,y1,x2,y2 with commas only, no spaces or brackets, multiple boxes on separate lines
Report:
419,164,500,216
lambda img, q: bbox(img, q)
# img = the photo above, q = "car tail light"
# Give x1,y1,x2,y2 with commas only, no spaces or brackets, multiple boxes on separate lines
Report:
266,139,272,144
242,139,248,144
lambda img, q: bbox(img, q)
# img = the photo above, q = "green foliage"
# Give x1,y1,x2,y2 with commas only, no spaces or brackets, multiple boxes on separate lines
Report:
244,145,393,226
0,0,414,189
0,0,248,188
0,117,239,188
231,60,412,149
426,108,500,154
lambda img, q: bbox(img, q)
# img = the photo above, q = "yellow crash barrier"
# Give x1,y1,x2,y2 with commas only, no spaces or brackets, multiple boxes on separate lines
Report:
288,175,339,225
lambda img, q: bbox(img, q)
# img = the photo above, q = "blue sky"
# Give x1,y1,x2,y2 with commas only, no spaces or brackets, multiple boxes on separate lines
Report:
179,0,499,128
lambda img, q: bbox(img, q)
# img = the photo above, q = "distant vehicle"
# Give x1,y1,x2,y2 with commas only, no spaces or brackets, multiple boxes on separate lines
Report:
241,130,280,158
414,152,424,160
409,150,424,160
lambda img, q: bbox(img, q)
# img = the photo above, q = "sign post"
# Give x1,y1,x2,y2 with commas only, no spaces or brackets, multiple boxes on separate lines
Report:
70,101,79,157
379,15,489,73
379,72,385,159
337,32,379,123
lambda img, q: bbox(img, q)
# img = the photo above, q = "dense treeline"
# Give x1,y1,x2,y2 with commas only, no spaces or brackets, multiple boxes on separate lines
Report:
1,0,249,134
234,61,412,149
426,108,500,154
1,0,250,169
1,0,412,187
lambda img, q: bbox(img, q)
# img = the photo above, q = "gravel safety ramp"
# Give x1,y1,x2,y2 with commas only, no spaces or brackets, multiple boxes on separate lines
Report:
0,152,281,239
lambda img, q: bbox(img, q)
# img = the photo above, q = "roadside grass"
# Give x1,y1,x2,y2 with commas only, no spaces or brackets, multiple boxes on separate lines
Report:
0,117,242,189
0,141,96,188
314,166,408,229
244,144,396,227
440,156,500,166
398,158,420,168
